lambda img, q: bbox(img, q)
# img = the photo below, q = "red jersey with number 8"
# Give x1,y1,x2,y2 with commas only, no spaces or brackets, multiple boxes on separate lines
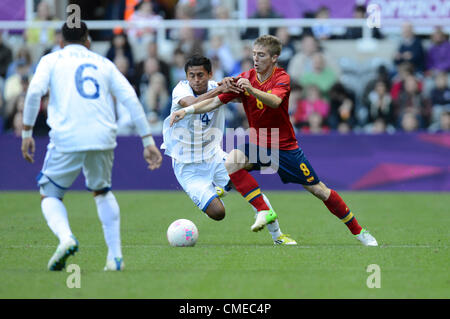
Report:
218,67,298,150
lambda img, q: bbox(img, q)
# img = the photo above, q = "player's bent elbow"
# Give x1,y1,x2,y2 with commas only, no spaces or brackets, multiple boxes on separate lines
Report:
268,98,282,109
212,96,224,108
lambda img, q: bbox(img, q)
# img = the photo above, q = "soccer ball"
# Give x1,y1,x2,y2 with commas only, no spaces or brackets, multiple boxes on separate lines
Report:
167,219,199,247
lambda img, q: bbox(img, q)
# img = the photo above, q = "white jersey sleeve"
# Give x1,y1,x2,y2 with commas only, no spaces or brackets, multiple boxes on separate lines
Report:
23,55,52,127
171,81,194,108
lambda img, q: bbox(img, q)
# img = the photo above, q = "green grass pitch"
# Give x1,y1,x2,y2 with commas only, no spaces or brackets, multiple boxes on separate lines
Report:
0,191,448,298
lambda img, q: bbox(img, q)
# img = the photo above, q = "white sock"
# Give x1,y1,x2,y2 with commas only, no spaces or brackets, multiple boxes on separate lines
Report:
266,219,282,240
253,194,282,240
95,191,122,261
41,197,73,243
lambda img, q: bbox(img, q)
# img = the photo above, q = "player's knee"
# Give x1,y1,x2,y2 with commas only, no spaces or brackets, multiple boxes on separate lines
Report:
208,209,225,221
40,194,63,201
305,182,329,201
320,182,331,199
205,199,226,221
206,205,225,221
93,189,109,197
40,182,66,200
225,150,247,173
224,161,235,174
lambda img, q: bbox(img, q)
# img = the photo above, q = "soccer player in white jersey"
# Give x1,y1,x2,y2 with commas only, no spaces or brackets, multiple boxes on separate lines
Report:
21,22,162,271
162,55,296,245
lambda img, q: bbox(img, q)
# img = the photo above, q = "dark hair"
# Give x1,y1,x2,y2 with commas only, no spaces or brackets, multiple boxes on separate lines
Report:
110,32,132,52
355,5,366,14
317,6,329,14
184,55,212,73
62,21,89,43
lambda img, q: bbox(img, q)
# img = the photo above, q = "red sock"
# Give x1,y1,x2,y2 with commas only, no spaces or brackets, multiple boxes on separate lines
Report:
229,169,270,212
323,189,362,235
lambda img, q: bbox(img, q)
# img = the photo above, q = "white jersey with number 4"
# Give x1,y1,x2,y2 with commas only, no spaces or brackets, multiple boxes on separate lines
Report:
162,80,225,163
23,44,150,152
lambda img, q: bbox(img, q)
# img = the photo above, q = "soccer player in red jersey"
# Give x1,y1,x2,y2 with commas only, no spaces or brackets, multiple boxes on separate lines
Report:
171,35,378,246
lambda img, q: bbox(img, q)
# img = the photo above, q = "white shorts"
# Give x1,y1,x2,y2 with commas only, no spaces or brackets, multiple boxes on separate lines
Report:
38,143,114,196
173,151,230,212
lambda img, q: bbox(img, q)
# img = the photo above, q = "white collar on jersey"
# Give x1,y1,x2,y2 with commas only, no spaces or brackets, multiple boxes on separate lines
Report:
63,44,88,50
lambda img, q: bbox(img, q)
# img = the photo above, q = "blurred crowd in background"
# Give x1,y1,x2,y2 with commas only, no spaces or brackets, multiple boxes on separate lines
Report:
0,0,449,138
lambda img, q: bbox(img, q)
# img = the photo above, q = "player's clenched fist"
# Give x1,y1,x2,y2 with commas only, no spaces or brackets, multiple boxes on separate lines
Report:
236,77,254,94
218,76,243,94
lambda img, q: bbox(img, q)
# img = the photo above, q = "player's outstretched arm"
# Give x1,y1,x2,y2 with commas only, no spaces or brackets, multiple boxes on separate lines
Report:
21,56,53,163
179,77,242,108
170,96,223,126
236,78,282,108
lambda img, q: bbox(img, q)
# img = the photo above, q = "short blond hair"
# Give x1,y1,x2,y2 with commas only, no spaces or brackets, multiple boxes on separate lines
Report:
253,35,282,57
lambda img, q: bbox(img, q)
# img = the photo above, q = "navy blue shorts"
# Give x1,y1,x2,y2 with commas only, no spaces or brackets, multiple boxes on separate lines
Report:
240,143,320,185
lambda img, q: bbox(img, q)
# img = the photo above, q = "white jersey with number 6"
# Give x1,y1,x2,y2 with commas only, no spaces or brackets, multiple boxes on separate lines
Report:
23,44,150,152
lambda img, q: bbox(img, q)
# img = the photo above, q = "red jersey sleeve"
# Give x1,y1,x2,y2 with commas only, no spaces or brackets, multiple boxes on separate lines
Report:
218,70,249,104
270,72,290,101
218,91,242,104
